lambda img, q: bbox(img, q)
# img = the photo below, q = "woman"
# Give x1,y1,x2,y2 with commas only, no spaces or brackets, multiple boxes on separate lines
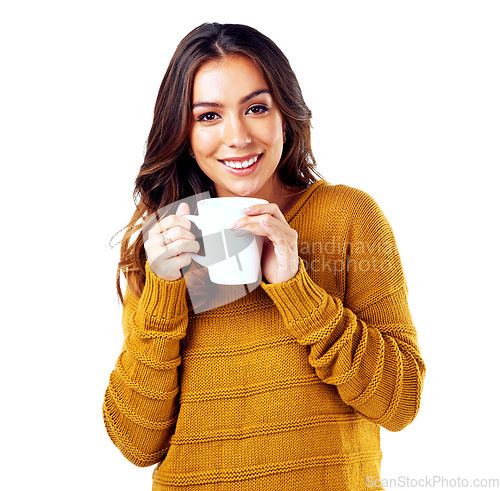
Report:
103,22,425,491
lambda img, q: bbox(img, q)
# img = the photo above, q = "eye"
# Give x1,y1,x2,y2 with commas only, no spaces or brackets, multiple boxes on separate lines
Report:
197,112,220,122
247,105,269,115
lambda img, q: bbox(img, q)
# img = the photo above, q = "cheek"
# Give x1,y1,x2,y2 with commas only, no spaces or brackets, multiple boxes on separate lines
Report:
254,119,283,146
191,128,220,154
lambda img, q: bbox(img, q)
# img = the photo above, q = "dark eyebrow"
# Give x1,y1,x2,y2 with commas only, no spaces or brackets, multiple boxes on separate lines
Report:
192,89,271,109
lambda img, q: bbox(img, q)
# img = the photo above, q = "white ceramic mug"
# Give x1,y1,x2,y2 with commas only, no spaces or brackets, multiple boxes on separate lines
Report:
184,197,268,285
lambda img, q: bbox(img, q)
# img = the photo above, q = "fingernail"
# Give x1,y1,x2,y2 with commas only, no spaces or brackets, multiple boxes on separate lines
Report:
244,207,253,213
230,221,239,229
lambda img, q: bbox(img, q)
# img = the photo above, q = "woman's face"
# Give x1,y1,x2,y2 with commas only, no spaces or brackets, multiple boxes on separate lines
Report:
189,55,285,200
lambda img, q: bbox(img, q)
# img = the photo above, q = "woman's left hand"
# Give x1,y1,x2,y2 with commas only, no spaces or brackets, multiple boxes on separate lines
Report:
230,203,299,284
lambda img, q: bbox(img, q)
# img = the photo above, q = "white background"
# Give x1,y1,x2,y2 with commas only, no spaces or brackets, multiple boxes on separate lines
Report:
1,1,499,490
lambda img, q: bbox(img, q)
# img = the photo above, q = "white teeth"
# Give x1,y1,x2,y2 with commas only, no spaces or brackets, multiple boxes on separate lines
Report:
223,155,259,169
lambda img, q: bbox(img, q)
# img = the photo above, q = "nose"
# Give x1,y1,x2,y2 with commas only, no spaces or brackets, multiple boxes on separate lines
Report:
223,115,251,148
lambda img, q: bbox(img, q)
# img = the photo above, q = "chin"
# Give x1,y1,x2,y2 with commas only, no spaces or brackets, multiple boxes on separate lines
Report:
226,183,264,198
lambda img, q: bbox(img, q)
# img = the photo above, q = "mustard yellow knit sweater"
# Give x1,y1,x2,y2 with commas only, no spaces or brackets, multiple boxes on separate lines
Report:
103,181,426,490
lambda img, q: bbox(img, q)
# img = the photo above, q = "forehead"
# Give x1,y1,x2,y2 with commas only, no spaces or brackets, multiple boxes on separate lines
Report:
192,56,269,102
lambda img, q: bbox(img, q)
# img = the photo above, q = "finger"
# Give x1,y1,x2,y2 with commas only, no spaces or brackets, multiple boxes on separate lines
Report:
238,217,298,248
175,202,191,216
146,237,200,262
233,213,281,232
232,219,278,238
169,238,201,258
156,202,191,225
148,202,191,235
243,202,285,221
235,205,288,230
149,250,193,279
231,227,254,237
149,211,193,237
149,226,197,247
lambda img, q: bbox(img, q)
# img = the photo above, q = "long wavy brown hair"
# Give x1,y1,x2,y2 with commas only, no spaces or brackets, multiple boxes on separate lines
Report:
112,22,326,305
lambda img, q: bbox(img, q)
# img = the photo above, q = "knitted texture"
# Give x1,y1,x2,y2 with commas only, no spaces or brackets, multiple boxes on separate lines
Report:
103,181,426,490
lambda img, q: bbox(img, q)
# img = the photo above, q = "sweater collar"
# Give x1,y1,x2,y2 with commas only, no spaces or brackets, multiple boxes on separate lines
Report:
285,180,327,221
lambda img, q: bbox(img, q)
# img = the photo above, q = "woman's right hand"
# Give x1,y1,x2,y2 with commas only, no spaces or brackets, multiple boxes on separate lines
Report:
144,202,200,281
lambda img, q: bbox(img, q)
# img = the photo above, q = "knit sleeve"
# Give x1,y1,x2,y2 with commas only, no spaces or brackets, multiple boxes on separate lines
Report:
102,261,189,466
260,192,426,432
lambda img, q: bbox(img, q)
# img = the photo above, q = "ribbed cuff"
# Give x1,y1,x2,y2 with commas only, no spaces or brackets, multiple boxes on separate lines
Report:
136,262,188,330
260,258,342,343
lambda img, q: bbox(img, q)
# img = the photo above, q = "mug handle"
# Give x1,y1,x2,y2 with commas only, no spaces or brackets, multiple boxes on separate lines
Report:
183,215,211,267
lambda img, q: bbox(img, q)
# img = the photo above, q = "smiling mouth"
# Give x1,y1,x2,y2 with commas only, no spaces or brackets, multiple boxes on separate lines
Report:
218,153,262,169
